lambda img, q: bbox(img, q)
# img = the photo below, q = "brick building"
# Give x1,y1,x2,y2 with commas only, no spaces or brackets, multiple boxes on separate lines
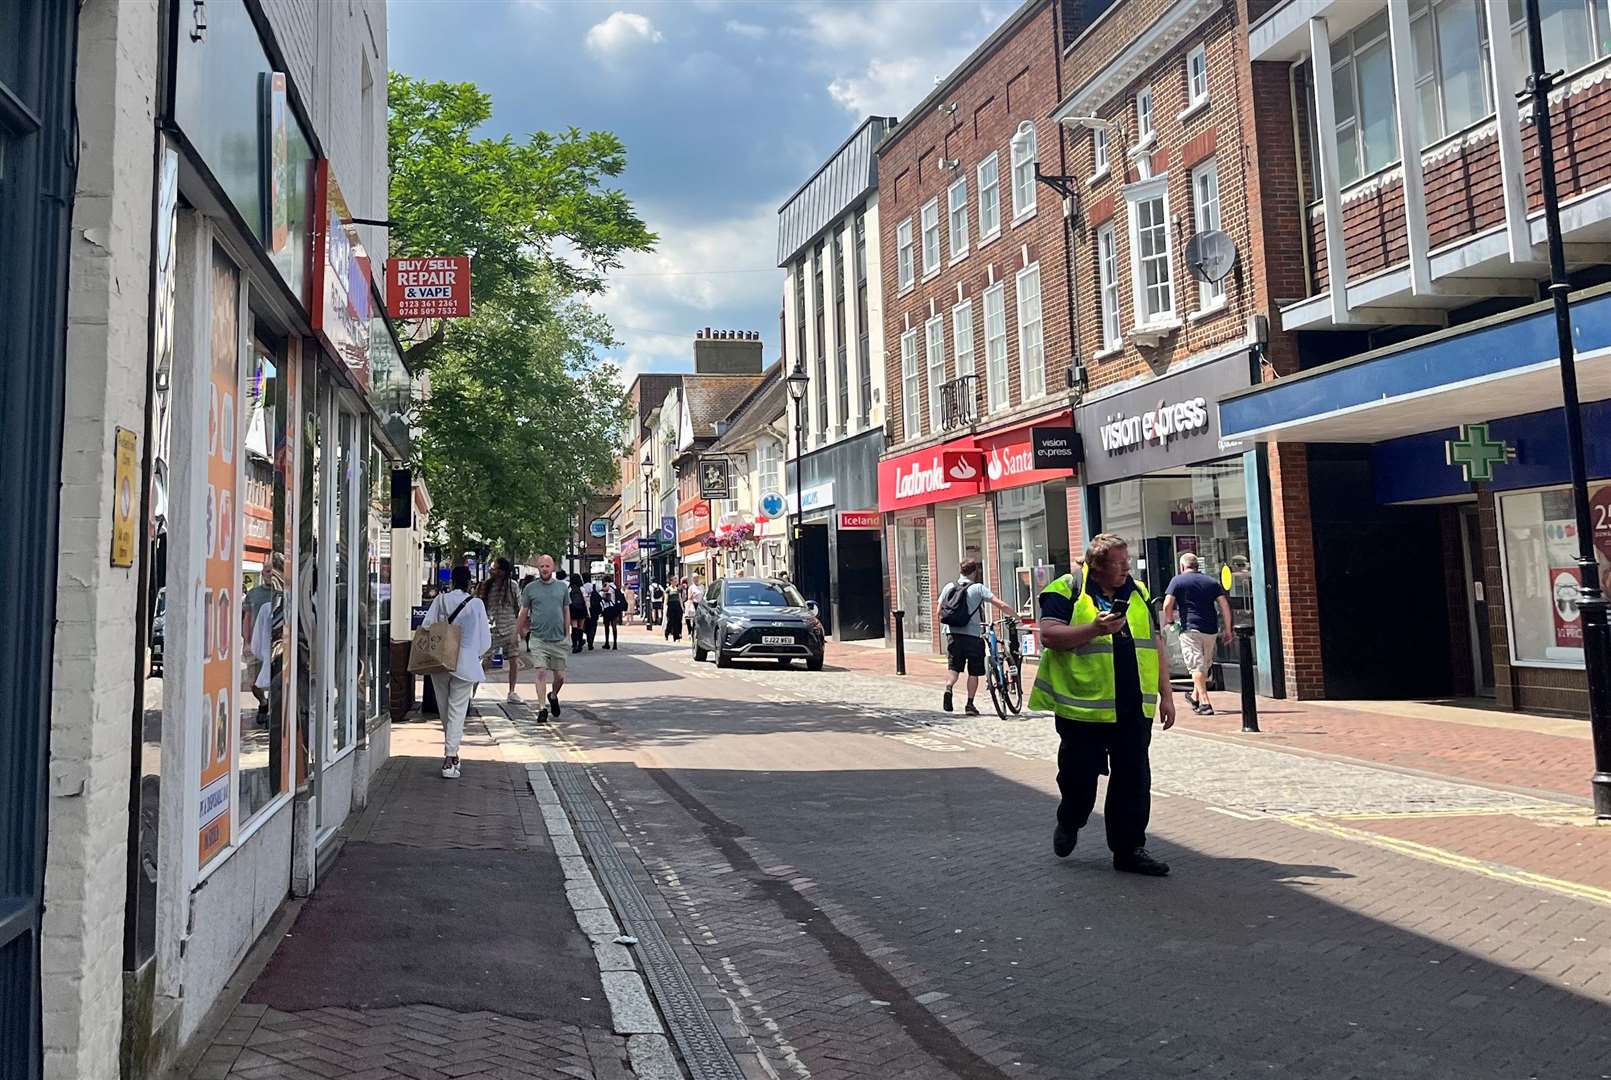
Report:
876,0,1091,653
1221,0,1611,716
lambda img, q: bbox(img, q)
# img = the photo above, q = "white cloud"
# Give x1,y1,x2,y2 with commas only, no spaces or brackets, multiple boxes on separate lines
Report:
594,202,784,380
584,11,664,59
828,57,940,116
724,18,768,38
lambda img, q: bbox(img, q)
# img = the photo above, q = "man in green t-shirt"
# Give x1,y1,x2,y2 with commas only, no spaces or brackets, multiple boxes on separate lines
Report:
517,554,572,721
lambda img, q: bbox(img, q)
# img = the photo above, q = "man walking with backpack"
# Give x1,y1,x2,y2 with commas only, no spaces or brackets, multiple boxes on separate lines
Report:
937,559,1015,714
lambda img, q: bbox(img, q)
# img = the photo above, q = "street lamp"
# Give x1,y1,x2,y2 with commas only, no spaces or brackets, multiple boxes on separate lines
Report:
784,359,810,582
1524,0,1611,817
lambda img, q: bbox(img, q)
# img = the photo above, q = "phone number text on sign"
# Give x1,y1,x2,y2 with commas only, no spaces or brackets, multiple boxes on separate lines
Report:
388,256,472,320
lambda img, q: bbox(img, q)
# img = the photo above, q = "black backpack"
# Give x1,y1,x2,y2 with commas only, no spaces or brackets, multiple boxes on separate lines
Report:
938,580,981,628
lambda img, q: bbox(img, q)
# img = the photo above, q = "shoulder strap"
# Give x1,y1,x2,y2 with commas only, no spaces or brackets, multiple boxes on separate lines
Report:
449,595,475,623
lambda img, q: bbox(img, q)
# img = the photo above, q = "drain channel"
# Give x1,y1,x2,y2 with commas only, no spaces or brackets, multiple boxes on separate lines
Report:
548,762,747,1080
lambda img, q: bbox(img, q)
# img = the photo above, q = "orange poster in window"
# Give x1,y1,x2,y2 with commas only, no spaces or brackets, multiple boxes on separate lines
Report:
199,252,240,868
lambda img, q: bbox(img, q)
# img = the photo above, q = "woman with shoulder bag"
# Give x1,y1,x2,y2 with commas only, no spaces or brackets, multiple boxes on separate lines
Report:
479,557,523,703
418,564,490,779
600,580,622,650
568,576,589,653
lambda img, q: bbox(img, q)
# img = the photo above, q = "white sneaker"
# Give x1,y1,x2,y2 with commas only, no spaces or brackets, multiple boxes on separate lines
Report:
506,691,521,704
441,762,461,779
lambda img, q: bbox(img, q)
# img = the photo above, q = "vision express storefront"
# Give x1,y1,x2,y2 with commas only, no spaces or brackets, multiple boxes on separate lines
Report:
1076,349,1282,695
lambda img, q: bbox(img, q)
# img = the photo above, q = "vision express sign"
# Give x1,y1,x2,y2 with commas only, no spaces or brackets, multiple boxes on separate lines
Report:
1075,352,1253,484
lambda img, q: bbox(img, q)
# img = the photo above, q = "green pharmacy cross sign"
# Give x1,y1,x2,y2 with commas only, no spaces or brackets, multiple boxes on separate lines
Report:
1445,423,1515,483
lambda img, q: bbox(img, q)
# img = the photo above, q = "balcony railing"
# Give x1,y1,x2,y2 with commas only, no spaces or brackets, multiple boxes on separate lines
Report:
940,374,979,431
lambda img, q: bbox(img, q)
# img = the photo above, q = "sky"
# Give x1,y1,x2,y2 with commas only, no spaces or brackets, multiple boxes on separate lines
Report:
389,0,1017,382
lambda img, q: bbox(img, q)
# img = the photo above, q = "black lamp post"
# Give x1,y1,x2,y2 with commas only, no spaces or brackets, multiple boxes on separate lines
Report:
784,359,810,581
1524,0,1611,817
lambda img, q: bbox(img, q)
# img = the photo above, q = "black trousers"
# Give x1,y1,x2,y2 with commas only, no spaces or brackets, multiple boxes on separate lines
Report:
1054,716,1152,854
601,618,618,648
584,615,599,647
571,622,586,652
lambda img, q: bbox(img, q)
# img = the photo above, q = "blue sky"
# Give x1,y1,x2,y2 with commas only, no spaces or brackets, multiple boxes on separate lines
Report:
390,0,1016,380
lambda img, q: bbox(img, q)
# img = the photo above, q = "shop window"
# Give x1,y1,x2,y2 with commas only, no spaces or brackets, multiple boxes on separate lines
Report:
983,282,1009,410
332,407,357,757
1498,484,1611,665
995,482,1071,618
977,152,1001,240
948,176,969,260
1016,263,1045,400
897,518,932,640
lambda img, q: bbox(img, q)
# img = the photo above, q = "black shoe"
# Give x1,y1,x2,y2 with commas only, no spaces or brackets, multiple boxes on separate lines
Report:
1183,690,1198,709
1053,825,1076,858
1113,848,1169,876
537,706,550,723
964,702,982,716
942,689,953,712
548,692,561,717
1194,702,1214,715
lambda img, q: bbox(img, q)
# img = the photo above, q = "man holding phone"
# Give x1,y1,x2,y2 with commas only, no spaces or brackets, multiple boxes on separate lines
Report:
1029,533,1175,876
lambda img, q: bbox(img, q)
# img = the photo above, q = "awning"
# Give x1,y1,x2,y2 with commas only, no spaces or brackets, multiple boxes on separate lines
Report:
1219,285,1611,446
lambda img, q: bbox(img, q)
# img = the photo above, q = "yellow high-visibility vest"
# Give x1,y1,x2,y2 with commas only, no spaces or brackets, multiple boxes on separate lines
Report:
1028,566,1160,723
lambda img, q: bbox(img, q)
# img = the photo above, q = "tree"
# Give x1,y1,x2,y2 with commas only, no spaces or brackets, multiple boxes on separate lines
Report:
388,74,655,556
388,73,656,368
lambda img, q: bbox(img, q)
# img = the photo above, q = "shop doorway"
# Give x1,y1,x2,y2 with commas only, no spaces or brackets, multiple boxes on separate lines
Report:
896,518,933,643
1460,504,1497,697
797,522,832,635
835,528,885,640
934,502,988,589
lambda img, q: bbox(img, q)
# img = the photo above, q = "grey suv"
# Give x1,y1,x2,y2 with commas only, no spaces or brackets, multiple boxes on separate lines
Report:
691,577,826,670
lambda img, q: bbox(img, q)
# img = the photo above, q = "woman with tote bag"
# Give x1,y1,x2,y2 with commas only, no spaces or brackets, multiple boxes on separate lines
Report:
417,565,490,778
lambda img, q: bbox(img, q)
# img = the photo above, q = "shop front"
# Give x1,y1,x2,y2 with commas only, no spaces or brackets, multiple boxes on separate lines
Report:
1078,351,1267,693
678,496,710,584
879,410,1077,653
791,429,887,641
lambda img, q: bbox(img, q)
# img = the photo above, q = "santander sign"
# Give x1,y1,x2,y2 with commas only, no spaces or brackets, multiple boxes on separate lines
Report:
879,411,1076,512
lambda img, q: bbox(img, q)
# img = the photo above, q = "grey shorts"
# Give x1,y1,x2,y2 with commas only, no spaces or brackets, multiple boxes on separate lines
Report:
528,637,569,673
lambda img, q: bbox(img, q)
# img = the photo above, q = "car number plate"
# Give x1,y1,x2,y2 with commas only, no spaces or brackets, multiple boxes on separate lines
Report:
762,634,793,645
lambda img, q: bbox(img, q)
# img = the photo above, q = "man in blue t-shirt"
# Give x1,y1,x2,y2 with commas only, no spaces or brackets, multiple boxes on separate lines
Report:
1161,552,1234,715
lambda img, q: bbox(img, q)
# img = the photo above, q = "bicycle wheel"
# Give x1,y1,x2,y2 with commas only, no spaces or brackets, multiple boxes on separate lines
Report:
1000,655,1025,714
985,647,1013,721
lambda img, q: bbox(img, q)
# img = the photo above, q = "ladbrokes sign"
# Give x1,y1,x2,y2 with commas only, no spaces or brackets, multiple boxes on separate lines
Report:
878,410,1076,512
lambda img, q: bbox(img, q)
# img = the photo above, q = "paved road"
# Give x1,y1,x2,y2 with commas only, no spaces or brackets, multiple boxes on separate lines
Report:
549,630,1611,1080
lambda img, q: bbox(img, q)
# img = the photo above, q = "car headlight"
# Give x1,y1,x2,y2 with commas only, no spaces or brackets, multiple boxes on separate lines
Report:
724,618,748,635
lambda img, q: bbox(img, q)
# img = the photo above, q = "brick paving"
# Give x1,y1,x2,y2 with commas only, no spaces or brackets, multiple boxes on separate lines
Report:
185,720,633,1080
1339,810,1611,894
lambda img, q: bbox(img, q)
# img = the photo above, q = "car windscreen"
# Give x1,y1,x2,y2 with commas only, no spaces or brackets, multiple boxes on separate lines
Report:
723,582,806,608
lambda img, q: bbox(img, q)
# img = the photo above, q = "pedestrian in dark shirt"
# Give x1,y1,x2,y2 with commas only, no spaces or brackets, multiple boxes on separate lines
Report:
1162,553,1234,715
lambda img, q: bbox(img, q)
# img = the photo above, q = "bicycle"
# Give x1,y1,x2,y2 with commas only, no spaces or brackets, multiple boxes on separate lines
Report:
983,616,1024,719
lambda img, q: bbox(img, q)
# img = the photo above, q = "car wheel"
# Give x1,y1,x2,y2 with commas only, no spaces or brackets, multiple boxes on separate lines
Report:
693,637,708,663
716,648,732,668
806,653,824,671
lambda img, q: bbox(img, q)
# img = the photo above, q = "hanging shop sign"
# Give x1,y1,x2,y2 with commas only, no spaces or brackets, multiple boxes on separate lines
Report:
261,73,292,255
759,491,786,519
1445,423,1516,484
1030,426,1083,471
111,427,138,567
1077,352,1252,485
699,456,732,499
387,256,472,320
309,159,373,392
589,518,609,538
838,510,881,530
661,515,677,541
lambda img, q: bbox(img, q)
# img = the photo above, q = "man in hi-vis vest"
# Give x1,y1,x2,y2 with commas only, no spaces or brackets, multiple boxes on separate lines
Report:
1029,533,1175,876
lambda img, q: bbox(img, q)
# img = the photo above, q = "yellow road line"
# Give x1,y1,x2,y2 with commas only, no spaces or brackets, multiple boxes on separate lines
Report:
1282,814,1611,908
1318,804,1580,822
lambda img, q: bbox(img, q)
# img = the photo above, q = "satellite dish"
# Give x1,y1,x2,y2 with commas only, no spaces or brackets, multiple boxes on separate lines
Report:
1185,229,1237,284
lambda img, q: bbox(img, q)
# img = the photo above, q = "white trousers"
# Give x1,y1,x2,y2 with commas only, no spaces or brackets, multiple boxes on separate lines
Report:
428,674,476,757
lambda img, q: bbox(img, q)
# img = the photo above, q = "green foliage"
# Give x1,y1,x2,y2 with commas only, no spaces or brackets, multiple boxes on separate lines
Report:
388,72,655,558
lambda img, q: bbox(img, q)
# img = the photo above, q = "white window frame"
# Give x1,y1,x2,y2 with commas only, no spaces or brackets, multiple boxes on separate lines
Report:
977,152,1001,241
901,328,921,438
951,298,976,378
1015,263,1045,401
982,282,1009,410
925,315,946,430
1010,121,1038,222
1091,127,1109,181
921,197,941,278
1184,43,1209,115
1135,85,1155,147
1126,175,1176,328
1096,222,1122,353
896,217,915,293
947,177,969,261
1191,158,1226,316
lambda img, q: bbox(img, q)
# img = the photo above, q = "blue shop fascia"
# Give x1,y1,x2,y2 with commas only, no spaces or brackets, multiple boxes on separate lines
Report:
1218,285,1611,717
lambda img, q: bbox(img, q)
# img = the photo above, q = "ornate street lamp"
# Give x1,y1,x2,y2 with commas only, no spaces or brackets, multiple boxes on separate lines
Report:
784,359,810,582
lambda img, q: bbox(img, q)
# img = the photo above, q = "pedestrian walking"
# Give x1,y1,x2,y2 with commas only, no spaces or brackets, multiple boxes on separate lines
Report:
1030,533,1175,876
581,575,606,650
599,579,622,650
479,557,523,704
418,564,490,779
664,578,684,642
568,575,588,653
649,580,665,628
517,554,571,722
1162,552,1234,716
936,559,1015,715
685,576,703,639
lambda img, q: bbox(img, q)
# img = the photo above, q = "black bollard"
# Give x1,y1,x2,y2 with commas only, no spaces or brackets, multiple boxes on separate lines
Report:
1236,623,1258,733
893,609,907,675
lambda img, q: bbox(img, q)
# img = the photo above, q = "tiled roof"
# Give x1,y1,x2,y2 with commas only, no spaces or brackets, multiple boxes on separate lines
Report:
683,373,766,438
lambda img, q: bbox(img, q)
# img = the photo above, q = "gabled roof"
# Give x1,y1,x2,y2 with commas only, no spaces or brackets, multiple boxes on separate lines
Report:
682,373,766,441
711,363,785,450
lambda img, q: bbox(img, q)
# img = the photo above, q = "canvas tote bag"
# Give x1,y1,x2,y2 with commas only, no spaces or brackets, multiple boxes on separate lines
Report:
408,595,475,675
